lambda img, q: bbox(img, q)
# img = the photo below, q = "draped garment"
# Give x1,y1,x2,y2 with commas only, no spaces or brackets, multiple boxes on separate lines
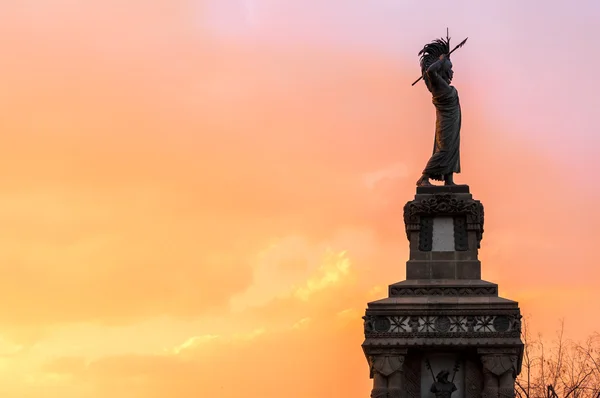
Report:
422,86,461,180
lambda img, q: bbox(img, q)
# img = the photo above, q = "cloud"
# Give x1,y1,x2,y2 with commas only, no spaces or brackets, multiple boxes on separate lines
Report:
0,3,424,338
293,250,351,301
292,317,311,329
0,2,598,396
24,200,600,397
363,162,410,190
37,251,371,398
171,335,221,355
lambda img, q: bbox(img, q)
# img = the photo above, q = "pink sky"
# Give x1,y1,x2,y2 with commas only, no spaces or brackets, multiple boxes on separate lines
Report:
0,1,597,396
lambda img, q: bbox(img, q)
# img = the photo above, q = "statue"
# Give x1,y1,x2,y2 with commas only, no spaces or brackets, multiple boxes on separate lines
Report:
480,350,519,398
430,370,458,398
367,354,405,398
425,357,460,398
413,30,468,187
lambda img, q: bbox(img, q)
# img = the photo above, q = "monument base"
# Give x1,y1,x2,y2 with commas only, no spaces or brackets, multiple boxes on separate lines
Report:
362,186,523,398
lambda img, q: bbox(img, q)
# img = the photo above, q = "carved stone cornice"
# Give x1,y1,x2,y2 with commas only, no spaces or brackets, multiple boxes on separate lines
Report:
389,286,497,297
363,337,523,349
362,347,408,356
403,193,484,247
363,313,522,337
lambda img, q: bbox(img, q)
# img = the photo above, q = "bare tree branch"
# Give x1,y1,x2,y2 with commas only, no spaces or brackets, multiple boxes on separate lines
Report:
516,318,600,398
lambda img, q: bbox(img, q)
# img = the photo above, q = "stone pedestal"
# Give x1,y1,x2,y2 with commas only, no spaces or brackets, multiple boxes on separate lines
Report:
362,186,523,398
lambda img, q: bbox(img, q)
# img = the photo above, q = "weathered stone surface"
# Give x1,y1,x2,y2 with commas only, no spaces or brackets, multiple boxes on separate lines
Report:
409,250,478,261
465,357,483,398
432,217,455,251
421,354,464,397
362,187,523,397
389,279,498,298
406,260,481,280
404,354,422,397
404,188,484,253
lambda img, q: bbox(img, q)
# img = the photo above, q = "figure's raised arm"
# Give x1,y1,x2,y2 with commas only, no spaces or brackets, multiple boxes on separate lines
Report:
426,55,446,75
426,54,451,91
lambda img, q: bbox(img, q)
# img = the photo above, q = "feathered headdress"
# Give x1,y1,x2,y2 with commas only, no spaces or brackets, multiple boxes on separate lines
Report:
411,29,468,87
418,37,450,75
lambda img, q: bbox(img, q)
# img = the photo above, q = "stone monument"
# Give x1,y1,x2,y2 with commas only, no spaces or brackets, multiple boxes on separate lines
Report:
361,32,523,398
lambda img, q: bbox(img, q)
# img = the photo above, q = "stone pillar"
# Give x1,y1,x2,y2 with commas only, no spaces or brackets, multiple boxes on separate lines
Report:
464,358,484,398
402,187,484,280
362,185,523,398
368,353,406,398
479,349,519,398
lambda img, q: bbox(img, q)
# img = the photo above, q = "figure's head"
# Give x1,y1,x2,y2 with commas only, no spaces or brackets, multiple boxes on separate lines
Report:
436,370,450,382
418,38,453,87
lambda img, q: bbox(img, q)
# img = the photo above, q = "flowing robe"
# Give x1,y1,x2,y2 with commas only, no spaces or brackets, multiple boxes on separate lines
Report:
422,85,461,180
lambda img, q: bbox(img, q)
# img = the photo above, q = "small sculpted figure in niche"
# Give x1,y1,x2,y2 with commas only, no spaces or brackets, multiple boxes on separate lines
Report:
430,370,458,398
414,32,468,187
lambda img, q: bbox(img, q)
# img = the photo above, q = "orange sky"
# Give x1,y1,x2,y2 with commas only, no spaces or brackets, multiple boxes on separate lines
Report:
0,1,598,397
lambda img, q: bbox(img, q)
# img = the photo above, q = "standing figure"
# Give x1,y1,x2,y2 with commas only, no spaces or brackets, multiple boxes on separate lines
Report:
431,370,458,398
415,36,463,187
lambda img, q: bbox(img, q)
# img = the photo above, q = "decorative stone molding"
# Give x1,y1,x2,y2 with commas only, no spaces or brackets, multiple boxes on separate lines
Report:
368,355,405,377
481,355,518,377
365,309,521,317
364,314,522,337
419,216,434,251
403,193,485,248
454,216,469,251
367,354,406,398
389,286,498,297
362,187,523,397
479,349,519,378
362,347,409,356
479,348,520,398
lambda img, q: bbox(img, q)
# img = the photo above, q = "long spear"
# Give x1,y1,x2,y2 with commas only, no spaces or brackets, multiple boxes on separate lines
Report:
425,358,436,381
451,358,461,382
411,36,469,86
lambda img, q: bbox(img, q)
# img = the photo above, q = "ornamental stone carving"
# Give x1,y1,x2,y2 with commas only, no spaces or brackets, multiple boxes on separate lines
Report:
403,193,485,247
479,349,520,398
481,354,517,377
368,354,406,398
363,184,522,397
369,355,405,377
363,313,521,337
389,286,498,297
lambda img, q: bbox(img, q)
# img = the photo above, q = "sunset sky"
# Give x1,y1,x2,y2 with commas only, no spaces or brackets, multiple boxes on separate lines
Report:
0,1,599,397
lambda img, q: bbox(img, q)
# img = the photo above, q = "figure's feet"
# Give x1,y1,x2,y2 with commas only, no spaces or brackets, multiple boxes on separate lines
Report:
416,175,432,187
444,174,467,187
443,173,456,186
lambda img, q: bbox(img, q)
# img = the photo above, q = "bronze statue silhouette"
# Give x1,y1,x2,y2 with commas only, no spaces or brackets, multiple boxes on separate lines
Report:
430,370,458,398
425,356,460,398
414,31,468,187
